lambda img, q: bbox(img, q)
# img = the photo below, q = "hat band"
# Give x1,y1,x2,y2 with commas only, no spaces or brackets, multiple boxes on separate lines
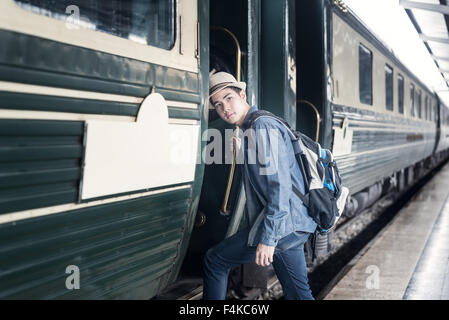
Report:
209,82,238,95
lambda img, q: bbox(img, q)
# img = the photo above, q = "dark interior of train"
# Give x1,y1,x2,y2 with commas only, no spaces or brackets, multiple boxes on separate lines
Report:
296,2,326,145
181,0,248,279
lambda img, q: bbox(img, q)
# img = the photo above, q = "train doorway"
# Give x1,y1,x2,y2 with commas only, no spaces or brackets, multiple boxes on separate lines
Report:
180,0,250,281
295,0,327,146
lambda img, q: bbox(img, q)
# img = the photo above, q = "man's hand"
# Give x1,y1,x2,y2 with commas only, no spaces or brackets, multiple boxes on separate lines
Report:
255,243,275,267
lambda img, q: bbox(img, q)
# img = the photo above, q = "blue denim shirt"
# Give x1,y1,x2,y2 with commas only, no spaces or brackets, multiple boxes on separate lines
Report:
240,106,317,247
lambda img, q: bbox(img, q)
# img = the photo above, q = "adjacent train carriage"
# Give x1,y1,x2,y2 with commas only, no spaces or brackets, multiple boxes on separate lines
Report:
329,5,438,198
296,0,447,249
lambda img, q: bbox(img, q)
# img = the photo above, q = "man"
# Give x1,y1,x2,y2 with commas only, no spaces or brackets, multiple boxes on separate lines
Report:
202,71,317,300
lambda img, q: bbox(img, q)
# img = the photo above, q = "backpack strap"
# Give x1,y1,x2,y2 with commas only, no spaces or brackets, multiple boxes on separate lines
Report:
245,110,298,141
292,184,309,207
245,111,312,208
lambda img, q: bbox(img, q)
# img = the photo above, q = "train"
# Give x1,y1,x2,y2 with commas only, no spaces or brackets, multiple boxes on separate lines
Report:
1,0,449,299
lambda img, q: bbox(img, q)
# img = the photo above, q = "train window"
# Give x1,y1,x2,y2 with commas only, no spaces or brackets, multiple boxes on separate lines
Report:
417,90,422,118
429,98,435,121
423,96,427,120
429,99,432,121
385,64,393,111
398,74,404,114
433,101,438,122
429,98,432,121
14,0,176,50
410,83,415,117
359,44,373,105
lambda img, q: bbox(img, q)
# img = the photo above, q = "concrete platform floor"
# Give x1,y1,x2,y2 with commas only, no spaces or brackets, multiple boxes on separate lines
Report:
325,162,449,300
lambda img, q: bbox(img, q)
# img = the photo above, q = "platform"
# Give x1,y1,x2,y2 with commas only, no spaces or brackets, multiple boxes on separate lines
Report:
324,162,449,300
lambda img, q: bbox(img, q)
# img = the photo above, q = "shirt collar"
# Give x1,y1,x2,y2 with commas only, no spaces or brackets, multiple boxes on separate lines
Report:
240,105,258,130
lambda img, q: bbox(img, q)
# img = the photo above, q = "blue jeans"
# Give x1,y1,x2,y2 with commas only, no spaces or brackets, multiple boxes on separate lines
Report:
202,229,314,300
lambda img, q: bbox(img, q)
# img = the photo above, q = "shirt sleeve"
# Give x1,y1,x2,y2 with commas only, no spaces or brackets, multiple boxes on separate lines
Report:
246,119,292,247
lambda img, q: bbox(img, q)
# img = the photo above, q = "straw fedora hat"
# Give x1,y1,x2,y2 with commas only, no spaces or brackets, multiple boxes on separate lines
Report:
209,71,246,100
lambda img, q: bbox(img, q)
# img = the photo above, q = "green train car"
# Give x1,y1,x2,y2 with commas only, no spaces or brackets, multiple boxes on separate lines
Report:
1,0,449,299
0,0,207,299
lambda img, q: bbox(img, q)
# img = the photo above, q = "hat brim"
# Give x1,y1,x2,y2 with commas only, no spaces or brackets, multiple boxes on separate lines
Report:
208,82,247,109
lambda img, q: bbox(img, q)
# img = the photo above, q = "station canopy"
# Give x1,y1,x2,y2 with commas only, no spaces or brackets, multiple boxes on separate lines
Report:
400,0,449,87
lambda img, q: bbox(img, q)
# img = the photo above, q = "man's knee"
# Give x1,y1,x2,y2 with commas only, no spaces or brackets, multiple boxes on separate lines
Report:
203,248,217,273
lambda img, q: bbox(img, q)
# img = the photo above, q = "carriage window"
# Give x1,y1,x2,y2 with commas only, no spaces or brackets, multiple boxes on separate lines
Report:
429,99,432,121
410,84,415,117
359,44,373,105
14,0,176,49
385,64,393,111
433,101,438,122
398,74,404,114
417,89,422,118
423,96,427,120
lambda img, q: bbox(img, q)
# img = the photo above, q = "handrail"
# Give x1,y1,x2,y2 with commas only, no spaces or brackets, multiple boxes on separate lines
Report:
210,26,242,215
210,26,242,81
297,99,321,143
220,127,239,216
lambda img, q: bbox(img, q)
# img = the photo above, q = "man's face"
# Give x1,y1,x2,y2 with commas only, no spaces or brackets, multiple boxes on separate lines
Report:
210,87,249,126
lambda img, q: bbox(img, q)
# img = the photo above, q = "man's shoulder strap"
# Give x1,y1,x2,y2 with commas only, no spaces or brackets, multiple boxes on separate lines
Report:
244,110,297,141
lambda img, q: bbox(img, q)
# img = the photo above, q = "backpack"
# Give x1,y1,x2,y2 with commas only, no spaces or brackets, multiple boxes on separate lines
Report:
245,110,349,234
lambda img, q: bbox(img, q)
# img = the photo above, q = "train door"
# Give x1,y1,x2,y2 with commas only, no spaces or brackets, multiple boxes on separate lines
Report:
295,0,328,146
295,0,335,260
180,0,273,296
